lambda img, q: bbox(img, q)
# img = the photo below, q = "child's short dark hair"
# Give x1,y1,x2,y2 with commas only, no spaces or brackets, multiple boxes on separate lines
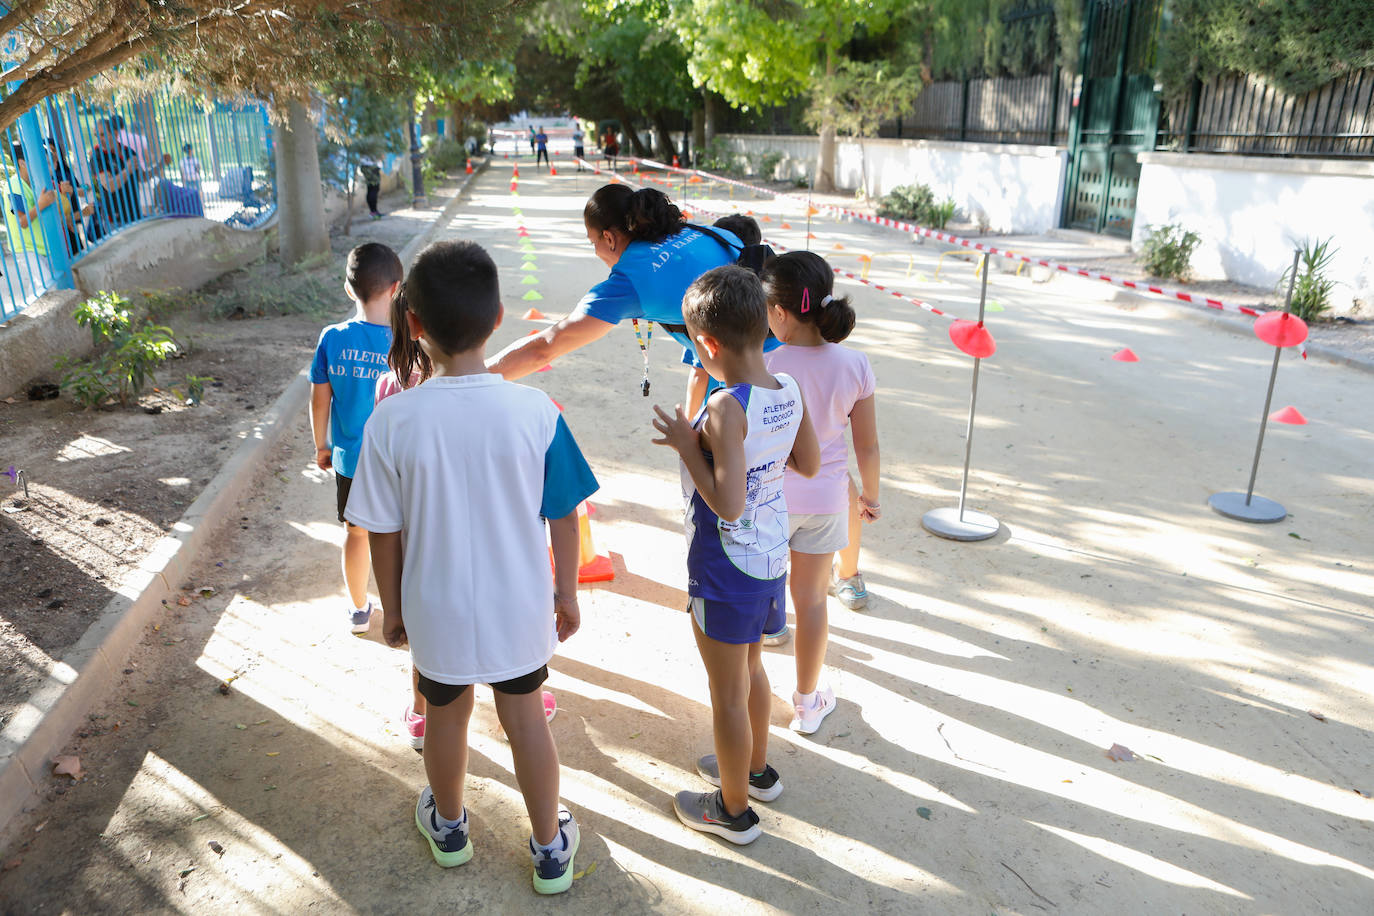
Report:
682,265,769,353
712,214,761,247
406,240,501,355
346,242,403,303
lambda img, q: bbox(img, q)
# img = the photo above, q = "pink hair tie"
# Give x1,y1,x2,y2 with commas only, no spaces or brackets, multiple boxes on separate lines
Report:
801,288,810,313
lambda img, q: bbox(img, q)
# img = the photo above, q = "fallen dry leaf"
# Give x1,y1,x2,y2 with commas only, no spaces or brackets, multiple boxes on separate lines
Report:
1308,709,1327,723
1106,743,1137,762
52,755,84,779
177,596,191,607
208,841,225,856
3,857,21,872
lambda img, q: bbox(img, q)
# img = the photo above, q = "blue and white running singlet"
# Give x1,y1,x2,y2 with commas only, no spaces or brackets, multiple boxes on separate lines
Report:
682,374,803,599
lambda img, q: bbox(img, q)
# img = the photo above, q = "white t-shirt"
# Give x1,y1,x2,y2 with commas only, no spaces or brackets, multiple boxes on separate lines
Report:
345,374,598,684
764,343,875,514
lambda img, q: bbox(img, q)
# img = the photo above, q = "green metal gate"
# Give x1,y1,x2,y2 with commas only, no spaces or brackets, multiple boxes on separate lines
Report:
1062,0,1163,237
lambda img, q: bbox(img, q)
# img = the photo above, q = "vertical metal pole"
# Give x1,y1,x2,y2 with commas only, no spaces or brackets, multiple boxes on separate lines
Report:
955,268,992,520
1242,249,1301,504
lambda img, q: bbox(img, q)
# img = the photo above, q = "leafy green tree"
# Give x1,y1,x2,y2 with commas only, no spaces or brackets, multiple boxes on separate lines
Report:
806,59,921,196
671,0,907,191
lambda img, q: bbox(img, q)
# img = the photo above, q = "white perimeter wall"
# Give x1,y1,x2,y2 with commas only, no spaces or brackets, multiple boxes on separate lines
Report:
1134,152,1374,313
714,134,1068,235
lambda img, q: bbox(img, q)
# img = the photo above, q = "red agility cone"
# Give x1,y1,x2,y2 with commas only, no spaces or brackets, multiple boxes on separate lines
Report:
513,164,520,178
550,165,558,176
672,155,679,168
465,159,473,174
1269,405,1307,425
1112,347,1140,362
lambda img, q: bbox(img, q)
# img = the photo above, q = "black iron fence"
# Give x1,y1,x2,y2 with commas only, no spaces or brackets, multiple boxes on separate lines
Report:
1157,69,1374,158
879,73,1073,146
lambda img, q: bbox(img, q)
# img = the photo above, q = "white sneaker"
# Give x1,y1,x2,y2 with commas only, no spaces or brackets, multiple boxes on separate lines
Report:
790,685,836,735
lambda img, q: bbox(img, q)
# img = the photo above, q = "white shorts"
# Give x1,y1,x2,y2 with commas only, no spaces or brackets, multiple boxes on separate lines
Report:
788,512,848,555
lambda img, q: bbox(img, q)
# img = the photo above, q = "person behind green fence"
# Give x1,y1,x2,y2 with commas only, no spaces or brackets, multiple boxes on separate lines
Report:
5,143,72,283
88,118,141,229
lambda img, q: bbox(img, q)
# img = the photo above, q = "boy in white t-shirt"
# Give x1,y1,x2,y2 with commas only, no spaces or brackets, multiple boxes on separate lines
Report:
345,240,597,894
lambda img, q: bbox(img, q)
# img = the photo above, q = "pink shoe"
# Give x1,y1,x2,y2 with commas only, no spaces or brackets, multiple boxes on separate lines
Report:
543,690,557,724
403,705,426,750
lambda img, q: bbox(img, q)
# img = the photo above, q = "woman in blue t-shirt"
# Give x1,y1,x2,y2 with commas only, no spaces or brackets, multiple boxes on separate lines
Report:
486,184,741,403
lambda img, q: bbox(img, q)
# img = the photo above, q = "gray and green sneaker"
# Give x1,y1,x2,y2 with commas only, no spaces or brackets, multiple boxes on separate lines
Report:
530,806,579,895
415,785,473,867
696,754,783,802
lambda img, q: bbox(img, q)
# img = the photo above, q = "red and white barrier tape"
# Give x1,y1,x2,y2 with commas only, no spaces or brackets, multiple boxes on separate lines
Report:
628,157,1288,326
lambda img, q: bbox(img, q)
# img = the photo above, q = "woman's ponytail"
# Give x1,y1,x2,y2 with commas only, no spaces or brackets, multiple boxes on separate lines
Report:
583,184,683,244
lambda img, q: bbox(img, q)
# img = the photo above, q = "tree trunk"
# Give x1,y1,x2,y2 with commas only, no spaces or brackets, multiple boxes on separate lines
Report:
618,113,648,157
343,153,356,237
408,100,424,204
703,91,720,145
275,98,329,267
816,45,838,193
651,110,677,161
692,107,706,160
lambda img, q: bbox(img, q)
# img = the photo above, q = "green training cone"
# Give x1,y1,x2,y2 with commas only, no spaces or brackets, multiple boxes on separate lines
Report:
522,290,544,300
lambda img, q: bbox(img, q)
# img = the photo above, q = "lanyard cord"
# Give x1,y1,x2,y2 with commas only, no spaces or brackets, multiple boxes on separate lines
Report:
631,318,653,396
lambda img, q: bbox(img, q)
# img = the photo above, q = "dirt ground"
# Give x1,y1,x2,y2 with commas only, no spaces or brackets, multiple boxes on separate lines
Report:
1,161,1372,914
0,178,462,735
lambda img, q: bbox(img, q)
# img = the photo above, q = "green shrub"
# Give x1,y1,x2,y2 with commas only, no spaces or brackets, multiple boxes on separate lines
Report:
758,151,783,180
207,272,334,319
876,184,957,228
1281,237,1338,322
877,183,935,222
427,136,467,174
1140,223,1201,280
57,292,179,408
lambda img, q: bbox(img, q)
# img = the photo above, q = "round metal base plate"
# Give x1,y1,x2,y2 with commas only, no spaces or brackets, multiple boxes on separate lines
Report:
1208,491,1287,523
922,507,1000,541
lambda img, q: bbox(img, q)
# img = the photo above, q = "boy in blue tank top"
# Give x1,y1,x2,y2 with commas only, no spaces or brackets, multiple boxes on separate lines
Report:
652,265,820,844
310,243,402,634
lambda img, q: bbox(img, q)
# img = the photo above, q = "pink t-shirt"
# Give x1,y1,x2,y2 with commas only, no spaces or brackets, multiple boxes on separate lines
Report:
764,342,875,514
375,369,421,404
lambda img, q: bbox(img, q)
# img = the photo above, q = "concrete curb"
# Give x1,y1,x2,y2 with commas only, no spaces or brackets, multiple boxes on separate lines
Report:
0,165,483,846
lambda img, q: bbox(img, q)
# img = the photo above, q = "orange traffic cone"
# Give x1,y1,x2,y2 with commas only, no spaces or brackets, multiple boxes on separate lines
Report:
575,501,614,582
672,155,679,167
522,307,546,320
465,159,473,174
550,165,558,176
513,164,520,178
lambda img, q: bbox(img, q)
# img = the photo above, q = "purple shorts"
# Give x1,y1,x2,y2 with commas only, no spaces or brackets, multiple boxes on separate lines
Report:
688,576,787,645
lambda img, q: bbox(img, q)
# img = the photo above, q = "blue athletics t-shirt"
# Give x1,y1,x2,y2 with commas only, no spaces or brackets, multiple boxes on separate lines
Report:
310,318,392,478
574,225,742,357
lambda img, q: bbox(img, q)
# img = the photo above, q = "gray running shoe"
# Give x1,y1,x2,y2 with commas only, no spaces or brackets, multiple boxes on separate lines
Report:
831,568,869,610
673,789,761,845
696,754,783,802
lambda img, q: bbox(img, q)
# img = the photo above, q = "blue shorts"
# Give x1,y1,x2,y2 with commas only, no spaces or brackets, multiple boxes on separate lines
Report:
688,576,787,645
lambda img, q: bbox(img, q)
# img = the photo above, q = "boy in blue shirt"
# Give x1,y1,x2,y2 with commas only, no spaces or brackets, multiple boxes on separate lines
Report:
310,243,403,634
345,240,597,893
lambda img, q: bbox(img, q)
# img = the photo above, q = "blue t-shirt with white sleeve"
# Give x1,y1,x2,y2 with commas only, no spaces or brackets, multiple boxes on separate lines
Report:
309,318,391,478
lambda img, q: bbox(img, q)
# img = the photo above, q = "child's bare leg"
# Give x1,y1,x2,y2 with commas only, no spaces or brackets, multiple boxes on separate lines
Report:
424,687,475,821
691,618,753,816
494,687,561,846
412,666,426,717
343,523,371,609
746,640,770,774
836,477,863,579
788,550,833,696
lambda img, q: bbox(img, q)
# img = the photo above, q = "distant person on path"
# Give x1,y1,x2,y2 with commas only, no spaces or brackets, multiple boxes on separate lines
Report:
485,185,742,398
375,287,562,753
88,119,141,229
571,122,585,170
359,154,383,219
528,125,536,157
309,243,402,636
651,265,819,845
759,251,880,733
601,127,618,170
346,240,596,893
534,126,549,170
